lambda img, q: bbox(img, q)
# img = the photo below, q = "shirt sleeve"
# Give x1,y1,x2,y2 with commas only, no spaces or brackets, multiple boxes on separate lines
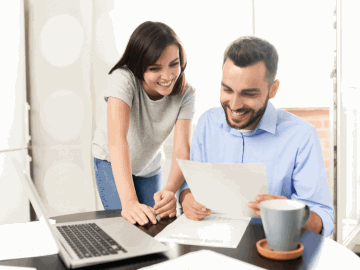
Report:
104,68,135,108
291,126,335,237
177,84,196,120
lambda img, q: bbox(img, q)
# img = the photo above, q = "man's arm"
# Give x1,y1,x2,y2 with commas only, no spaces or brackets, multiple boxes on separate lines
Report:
303,211,323,234
291,126,334,236
248,194,323,234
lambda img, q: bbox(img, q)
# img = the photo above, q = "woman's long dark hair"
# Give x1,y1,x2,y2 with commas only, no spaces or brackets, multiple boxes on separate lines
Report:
109,21,187,96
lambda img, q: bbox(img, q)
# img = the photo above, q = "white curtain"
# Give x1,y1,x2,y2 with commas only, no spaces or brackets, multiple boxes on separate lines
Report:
0,0,30,225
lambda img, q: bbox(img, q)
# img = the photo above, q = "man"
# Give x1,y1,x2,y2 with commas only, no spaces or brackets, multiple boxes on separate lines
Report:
178,36,334,237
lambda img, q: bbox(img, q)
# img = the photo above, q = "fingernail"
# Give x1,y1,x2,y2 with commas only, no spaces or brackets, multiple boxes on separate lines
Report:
255,196,260,201
152,220,156,224
202,208,206,211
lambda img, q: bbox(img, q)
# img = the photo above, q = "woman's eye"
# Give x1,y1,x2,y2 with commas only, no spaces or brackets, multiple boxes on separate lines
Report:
149,67,160,71
170,62,179,67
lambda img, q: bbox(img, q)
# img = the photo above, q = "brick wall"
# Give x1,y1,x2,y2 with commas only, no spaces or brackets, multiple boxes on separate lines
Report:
282,107,330,187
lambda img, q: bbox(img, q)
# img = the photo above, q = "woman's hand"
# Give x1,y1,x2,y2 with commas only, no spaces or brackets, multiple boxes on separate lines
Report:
153,190,177,219
122,200,157,225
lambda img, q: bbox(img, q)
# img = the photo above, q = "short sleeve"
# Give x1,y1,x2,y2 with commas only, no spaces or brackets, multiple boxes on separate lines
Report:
104,68,136,108
177,84,196,120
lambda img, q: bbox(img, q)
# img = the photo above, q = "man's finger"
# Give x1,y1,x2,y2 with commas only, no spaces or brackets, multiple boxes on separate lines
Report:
191,199,208,211
183,200,211,216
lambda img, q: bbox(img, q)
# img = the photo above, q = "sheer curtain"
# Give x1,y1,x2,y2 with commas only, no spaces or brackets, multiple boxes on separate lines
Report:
0,0,30,225
336,0,360,249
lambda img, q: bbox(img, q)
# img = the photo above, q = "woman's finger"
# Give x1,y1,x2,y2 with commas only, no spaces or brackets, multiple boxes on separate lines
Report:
159,208,176,219
133,208,150,225
154,193,174,210
155,197,177,214
122,212,136,225
140,205,157,224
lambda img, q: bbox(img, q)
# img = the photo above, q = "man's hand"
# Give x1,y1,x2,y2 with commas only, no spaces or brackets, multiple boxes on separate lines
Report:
248,194,287,216
180,189,211,221
153,190,177,219
122,200,157,225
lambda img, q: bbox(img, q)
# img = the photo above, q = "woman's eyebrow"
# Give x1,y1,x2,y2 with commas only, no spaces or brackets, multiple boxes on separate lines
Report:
150,57,179,67
170,58,179,63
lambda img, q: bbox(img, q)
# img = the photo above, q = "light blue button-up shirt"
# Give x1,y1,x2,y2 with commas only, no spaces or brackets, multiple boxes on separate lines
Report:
180,101,334,237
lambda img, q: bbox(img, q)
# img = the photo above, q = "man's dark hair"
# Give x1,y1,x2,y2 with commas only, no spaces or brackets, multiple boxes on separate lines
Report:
109,21,187,96
223,36,278,87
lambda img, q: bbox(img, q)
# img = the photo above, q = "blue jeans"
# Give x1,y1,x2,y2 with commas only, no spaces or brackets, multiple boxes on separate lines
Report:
94,158,162,210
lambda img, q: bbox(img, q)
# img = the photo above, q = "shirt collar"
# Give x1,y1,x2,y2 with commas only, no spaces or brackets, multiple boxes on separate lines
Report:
218,101,277,136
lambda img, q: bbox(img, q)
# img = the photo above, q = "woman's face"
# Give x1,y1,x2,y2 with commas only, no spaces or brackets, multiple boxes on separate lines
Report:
142,44,181,100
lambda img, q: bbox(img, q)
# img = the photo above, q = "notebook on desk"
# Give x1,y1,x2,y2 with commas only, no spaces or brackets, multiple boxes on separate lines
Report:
12,157,169,269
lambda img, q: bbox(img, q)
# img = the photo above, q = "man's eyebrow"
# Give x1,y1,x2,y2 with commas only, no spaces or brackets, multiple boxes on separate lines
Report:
149,58,179,67
242,88,261,93
221,82,232,91
221,82,261,93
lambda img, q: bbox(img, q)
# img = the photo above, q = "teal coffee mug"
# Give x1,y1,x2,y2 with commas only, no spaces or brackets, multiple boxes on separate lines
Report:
259,199,310,252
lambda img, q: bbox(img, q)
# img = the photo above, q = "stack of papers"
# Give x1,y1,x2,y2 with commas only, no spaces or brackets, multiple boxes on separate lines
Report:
155,160,268,248
140,250,266,269
155,214,249,248
0,218,58,261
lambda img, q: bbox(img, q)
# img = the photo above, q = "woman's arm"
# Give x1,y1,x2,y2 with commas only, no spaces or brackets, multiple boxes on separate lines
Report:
154,119,191,218
107,97,156,225
164,118,192,192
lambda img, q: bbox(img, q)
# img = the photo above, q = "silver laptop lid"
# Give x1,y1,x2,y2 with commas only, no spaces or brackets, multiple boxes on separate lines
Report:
12,156,61,253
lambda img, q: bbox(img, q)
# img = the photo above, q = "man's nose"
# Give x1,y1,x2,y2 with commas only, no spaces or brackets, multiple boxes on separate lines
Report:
229,95,243,111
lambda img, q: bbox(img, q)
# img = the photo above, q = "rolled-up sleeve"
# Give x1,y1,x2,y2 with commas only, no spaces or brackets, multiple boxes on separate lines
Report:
291,126,334,237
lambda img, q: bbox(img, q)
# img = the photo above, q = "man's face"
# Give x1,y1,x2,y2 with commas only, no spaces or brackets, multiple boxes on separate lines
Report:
220,58,278,130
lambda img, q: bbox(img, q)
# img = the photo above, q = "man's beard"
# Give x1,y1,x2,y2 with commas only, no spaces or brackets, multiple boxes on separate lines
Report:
221,93,269,130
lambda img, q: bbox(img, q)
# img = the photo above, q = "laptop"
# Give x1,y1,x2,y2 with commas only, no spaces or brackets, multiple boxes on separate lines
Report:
12,157,169,269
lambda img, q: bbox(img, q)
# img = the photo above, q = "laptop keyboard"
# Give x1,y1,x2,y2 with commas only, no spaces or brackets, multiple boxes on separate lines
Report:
56,223,127,259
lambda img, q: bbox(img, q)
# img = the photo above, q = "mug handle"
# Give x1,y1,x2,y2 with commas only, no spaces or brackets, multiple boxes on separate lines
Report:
302,205,311,227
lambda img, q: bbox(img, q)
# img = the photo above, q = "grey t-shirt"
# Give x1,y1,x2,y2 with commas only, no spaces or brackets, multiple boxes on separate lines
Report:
92,67,196,178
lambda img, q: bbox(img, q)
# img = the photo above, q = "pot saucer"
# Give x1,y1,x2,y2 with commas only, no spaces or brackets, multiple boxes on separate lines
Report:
256,239,304,261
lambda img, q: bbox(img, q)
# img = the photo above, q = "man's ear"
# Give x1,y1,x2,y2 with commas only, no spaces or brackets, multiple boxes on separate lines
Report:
269,80,280,99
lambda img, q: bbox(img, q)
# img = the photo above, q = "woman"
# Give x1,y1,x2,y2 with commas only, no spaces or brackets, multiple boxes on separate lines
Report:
92,21,195,226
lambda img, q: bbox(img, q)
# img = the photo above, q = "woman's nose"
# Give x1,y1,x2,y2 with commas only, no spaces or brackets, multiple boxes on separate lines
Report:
161,69,172,81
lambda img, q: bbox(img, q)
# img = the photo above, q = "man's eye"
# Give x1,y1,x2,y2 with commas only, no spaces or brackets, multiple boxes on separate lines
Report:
244,93,256,96
223,88,232,92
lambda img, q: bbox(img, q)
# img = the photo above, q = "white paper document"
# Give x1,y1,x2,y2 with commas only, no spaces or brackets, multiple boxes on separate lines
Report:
140,250,266,269
0,218,58,261
155,214,250,248
177,159,268,218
